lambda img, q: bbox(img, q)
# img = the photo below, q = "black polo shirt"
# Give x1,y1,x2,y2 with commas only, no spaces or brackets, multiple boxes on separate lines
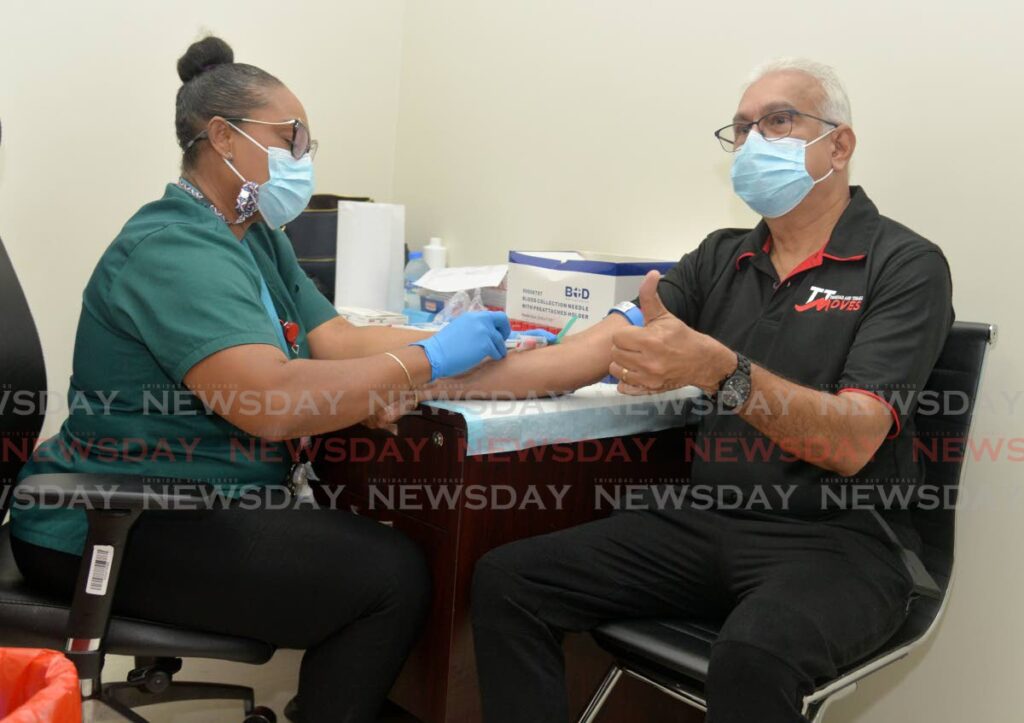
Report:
655,186,954,545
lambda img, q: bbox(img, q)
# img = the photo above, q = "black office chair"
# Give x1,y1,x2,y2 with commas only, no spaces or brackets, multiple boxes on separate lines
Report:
576,321,996,723
0,235,281,721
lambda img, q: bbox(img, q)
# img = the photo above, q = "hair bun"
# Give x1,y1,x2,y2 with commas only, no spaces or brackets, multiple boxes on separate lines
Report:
177,36,235,83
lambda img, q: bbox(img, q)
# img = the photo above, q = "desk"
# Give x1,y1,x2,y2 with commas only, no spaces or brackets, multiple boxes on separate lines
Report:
315,385,704,723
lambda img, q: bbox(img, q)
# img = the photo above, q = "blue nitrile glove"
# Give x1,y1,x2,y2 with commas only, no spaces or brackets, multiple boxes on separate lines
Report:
411,311,512,381
509,329,559,344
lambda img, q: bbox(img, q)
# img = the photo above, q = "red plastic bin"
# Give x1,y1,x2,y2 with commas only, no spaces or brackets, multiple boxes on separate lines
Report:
0,648,80,723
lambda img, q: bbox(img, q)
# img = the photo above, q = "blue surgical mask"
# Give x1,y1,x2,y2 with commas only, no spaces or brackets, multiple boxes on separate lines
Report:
730,128,836,218
224,123,315,228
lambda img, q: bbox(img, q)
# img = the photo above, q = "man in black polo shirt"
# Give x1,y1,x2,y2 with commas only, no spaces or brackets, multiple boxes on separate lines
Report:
391,58,953,723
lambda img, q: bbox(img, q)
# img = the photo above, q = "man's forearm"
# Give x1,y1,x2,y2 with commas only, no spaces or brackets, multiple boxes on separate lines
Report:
424,315,630,401
424,345,585,402
736,361,891,476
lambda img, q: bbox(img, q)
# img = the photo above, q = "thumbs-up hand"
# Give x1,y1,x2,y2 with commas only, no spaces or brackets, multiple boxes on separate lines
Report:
638,270,671,325
609,271,735,396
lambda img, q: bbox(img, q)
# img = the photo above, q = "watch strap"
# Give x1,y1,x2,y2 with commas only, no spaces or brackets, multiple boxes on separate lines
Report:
735,353,751,377
718,351,750,391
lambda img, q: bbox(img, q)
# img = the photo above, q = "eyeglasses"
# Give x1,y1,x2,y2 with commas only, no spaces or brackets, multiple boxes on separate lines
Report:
186,117,318,160
713,109,838,152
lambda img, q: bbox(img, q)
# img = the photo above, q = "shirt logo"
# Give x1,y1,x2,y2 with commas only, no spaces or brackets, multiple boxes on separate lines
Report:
794,285,864,313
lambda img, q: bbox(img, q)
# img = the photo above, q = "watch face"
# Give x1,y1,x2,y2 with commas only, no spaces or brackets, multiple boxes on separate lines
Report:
722,376,752,408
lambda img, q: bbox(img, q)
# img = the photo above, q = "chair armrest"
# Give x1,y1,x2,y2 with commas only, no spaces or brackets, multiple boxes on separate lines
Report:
15,473,223,690
16,472,215,512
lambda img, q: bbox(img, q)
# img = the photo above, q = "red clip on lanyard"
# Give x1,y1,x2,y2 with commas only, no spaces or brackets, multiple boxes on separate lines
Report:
281,319,300,350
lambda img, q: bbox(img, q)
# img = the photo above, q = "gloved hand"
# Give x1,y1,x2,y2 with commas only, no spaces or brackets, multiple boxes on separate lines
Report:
411,311,512,381
508,328,559,344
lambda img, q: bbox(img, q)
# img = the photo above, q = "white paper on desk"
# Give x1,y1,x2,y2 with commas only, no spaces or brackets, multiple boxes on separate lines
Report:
334,202,405,312
414,265,508,293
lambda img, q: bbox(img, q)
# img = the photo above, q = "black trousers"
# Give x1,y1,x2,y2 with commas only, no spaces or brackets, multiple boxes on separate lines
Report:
12,506,431,723
471,505,913,723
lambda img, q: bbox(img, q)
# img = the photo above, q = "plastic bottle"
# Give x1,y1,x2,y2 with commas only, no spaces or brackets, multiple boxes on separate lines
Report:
423,237,448,270
403,251,429,310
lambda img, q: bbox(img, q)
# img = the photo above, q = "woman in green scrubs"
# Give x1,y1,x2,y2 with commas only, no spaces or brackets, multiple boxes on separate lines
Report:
11,36,510,723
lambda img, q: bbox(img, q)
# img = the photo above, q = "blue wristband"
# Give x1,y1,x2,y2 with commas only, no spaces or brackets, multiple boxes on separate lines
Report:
603,301,644,384
608,301,645,327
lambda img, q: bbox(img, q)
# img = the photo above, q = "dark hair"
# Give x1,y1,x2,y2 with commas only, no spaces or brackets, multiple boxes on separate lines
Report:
174,36,282,169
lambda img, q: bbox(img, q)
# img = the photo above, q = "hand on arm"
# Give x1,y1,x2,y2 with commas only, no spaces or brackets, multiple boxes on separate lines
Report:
363,314,631,430
608,271,733,395
609,271,893,476
184,344,432,441
425,313,629,400
184,312,511,441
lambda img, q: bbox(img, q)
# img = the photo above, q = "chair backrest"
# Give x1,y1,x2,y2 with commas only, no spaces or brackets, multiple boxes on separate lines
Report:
826,321,995,671
0,235,47,515
911,321,994,583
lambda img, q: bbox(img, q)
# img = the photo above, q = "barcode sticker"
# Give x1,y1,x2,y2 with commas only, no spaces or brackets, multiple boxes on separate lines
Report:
85,545,114,596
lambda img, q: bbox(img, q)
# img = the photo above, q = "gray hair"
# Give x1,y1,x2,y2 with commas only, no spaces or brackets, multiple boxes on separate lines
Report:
746,57,852,127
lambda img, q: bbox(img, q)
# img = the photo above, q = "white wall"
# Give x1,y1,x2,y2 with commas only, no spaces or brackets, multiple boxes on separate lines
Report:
392,2,1022,722
0,0,407,438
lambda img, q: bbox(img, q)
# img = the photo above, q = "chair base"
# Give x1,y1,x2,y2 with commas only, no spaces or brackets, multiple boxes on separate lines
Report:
83,696,148,723
80,656,259,722
577,666,622,723
577,663,708,723
577,663,856,723
103,679,255,717
804,682,857,723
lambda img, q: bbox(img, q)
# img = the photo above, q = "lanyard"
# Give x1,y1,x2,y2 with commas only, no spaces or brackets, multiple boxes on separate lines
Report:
242,241,290,355
258,274,291,355
176,177,295,356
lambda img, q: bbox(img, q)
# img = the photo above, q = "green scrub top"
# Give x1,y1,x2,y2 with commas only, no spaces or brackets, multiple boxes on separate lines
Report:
11,183,338,555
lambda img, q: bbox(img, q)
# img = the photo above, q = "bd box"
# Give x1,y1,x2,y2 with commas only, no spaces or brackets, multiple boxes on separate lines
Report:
505,251,675,334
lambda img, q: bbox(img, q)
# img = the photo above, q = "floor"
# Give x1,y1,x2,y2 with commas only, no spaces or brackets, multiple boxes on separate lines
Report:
91,651,420,722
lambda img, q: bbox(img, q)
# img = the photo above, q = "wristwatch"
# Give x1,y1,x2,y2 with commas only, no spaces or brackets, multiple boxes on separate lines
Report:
717,352,752,410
